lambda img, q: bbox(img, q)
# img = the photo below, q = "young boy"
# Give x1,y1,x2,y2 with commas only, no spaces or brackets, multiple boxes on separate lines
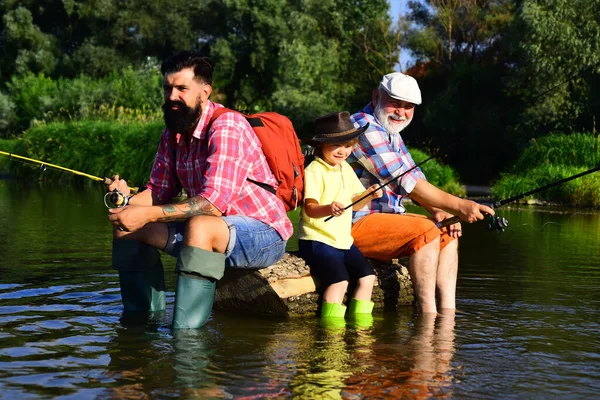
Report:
298,111,383,326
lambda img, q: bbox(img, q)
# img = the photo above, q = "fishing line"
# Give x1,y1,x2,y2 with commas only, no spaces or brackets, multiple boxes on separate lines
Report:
0,150,137,208
324,152,439,222
438,167,600,232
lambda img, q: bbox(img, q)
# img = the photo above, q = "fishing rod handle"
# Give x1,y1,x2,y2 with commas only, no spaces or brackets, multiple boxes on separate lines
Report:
436,215,461,228
103,176,138,194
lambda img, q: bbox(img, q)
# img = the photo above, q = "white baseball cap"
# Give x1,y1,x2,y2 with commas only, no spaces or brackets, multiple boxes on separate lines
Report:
379,72,422,105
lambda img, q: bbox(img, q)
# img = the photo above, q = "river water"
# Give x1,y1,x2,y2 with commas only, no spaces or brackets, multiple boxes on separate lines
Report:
0,180,599,399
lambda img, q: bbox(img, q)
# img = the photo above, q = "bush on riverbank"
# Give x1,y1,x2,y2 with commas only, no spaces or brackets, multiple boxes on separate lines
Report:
5,120,163,187
0,68,163,136
410,149,466,197
491,133,600,206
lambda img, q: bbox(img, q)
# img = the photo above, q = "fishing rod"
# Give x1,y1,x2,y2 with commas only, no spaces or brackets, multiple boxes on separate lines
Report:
0,150,137,208
438,164,600,231
324,153,438,222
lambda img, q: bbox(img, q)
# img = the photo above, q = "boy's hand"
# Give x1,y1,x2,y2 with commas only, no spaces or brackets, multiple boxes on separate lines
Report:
330,201,345,217
368,184,383,199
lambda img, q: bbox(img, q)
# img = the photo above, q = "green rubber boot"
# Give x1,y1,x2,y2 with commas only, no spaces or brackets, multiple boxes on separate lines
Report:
172,246,226,329
347,298,374,328
112,240,166,312
319,301,347,329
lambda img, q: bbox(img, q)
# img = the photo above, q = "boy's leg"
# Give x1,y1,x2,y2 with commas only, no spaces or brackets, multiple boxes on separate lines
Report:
344,245,376,326
298,240,350,327
344,245,376,301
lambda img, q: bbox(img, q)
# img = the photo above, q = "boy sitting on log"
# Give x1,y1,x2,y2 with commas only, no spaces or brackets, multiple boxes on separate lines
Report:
298,111,383,327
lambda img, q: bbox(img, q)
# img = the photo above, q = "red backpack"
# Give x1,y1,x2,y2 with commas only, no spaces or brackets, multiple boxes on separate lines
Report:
209,108,304,212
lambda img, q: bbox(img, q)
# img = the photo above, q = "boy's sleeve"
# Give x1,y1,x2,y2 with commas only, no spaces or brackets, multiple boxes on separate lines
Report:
303,166,324,203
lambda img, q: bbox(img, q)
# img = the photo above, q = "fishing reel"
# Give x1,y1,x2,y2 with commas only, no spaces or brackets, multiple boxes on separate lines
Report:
104,189,131,209
486,214,508,232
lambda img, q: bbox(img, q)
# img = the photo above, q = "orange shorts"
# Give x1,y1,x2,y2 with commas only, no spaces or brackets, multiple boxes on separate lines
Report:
351,213,455,261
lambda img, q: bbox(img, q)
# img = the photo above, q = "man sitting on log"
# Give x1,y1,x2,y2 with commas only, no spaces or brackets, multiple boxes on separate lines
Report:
348,72,494,314
106,51,293,328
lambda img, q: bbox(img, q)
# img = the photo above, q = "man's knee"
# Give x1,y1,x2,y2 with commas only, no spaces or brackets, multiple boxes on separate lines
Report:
441,235,459,254
184,216,230,252
413,235,441,256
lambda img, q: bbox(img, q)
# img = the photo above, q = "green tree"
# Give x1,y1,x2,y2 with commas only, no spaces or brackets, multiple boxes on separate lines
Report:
0,7,60,77
401,0,518,183
209,0,399,135
511,0,600,135
0,0,213,79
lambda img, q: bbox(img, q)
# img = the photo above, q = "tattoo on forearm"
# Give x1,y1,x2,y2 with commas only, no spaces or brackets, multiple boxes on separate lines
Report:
157,196,217,222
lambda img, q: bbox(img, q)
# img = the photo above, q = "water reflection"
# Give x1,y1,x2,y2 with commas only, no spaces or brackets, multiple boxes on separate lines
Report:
341,311,456,399
2,182,600,398
289,322,352,399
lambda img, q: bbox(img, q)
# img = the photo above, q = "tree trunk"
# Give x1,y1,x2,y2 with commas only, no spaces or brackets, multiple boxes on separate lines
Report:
215,253,414,317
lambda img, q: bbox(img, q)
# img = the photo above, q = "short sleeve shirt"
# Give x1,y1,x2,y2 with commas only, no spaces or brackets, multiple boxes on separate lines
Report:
348,103,426,221
298,157,367,249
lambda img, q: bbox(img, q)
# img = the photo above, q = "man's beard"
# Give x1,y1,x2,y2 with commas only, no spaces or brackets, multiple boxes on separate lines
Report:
162,98,202,136
374,103,412,135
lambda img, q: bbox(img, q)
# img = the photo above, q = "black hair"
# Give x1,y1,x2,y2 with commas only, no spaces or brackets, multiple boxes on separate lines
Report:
160,51,214,85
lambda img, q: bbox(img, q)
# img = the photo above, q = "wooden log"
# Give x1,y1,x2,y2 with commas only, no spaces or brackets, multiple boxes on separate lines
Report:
214,252,414,317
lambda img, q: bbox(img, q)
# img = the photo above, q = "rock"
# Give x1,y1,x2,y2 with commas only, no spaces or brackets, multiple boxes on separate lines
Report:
214,252,414,317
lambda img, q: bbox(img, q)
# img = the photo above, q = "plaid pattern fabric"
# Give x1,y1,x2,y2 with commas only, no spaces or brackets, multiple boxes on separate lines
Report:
348,103,426,220
147,101,293,240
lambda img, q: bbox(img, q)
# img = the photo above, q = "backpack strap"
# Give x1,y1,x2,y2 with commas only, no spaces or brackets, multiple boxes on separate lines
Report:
207,107,277,196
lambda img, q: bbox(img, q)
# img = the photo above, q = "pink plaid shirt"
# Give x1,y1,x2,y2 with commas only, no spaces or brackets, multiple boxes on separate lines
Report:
147,101,293,240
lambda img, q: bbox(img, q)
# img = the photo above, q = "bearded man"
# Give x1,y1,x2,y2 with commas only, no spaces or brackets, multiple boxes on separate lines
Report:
106,51,292,328
348,72,493,314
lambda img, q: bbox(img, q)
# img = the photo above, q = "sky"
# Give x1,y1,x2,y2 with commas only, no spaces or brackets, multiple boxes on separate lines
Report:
388,0,414,71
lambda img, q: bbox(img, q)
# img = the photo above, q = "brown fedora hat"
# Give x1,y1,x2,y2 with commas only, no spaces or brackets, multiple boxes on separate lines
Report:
307,111,369,145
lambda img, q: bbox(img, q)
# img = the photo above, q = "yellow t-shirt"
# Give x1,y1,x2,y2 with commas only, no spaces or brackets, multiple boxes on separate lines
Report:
298,156,367,249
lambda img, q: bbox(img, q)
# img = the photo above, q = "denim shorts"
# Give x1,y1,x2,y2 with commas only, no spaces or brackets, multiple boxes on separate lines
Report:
164,216,286,268
298,240,375,287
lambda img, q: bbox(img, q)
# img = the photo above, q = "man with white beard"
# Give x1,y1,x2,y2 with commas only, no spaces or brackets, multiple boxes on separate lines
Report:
348,72,493,314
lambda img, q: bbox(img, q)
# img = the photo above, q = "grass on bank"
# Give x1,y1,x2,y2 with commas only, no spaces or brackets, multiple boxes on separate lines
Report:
2,120,164,187
491,133,600,206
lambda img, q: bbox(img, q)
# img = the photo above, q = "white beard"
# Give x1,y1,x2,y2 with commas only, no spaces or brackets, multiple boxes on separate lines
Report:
374,103,412,135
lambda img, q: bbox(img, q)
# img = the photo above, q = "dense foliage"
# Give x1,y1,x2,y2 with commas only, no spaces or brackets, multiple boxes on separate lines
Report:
491,133,600,206
400,0,600,183
1,0,398,137
0,68,163,134
8,121,163,187
1,0,600,193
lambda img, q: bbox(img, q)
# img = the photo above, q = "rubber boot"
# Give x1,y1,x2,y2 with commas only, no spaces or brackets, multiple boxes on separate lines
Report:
347,298,374,328
172,246,226,329
112,240,166,312
319,301,347,329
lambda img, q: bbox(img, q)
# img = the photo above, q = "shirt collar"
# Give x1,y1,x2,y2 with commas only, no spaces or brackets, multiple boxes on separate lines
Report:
315,156,341,172
193,100,217,140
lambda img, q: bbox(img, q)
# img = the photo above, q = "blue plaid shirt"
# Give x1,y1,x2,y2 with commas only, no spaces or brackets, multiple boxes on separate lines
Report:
349,103,426,221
